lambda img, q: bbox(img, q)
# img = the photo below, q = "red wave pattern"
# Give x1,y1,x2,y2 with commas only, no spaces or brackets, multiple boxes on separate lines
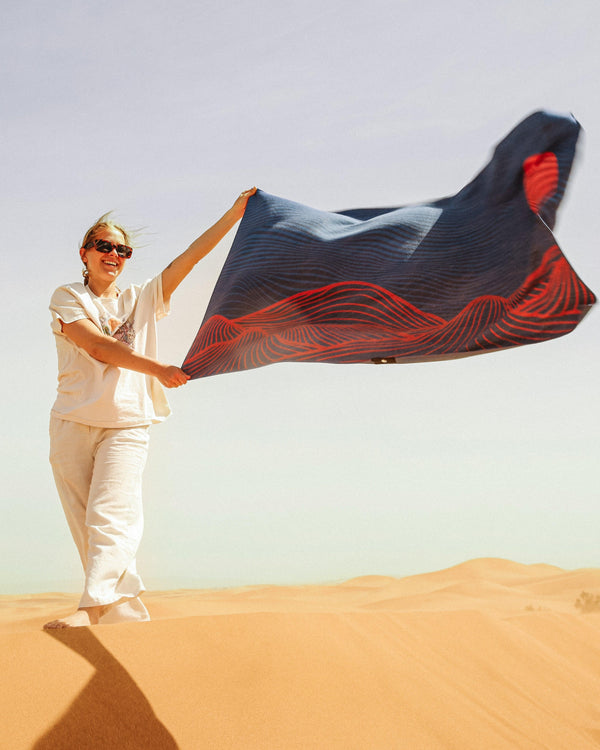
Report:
523,152,559,213
183,246,595,377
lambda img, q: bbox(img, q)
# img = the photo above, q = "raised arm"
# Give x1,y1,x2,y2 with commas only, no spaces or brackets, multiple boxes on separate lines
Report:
161,188,256,304
61,318,189,388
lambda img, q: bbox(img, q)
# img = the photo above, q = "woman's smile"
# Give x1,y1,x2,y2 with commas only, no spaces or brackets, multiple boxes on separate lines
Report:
80,226,127,291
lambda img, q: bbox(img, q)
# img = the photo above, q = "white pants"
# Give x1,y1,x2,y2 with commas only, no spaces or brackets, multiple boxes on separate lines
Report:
49,415,151,623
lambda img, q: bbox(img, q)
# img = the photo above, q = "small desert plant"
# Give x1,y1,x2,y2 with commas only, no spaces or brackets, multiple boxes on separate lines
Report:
575,591,600,614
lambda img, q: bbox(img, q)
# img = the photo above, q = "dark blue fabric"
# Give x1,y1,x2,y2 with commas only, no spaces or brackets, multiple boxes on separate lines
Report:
183,111,595,378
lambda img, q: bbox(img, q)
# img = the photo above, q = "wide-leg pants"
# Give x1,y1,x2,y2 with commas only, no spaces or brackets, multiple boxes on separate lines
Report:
49,415,151,623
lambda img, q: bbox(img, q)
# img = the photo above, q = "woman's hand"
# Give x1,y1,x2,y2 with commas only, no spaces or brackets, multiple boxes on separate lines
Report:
230,187,257,221
161,187,258,304
157,365,190,388
61,319,192,387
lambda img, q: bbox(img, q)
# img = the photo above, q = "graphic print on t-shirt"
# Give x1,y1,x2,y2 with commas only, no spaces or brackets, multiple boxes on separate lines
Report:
98,309,136,348
112,320,136,347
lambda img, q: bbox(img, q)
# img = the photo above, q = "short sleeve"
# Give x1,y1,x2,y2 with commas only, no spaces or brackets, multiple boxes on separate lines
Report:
49,286,89,334
155,272,170,320
131,275,170,322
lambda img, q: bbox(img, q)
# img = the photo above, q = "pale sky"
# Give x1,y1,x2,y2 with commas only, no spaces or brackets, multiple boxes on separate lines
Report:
2,0,598,594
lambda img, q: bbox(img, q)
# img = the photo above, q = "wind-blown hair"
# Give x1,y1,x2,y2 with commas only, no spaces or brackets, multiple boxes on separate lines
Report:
80,212,134,285
81,211,133,249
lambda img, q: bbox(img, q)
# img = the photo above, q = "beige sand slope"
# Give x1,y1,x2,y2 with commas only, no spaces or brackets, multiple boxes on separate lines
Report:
2,558,600,749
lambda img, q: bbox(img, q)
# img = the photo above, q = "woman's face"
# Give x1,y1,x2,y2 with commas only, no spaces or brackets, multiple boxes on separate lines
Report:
80,226,128,285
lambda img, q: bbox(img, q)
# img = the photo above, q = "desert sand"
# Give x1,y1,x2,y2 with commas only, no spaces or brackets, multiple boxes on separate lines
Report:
2,558,600,749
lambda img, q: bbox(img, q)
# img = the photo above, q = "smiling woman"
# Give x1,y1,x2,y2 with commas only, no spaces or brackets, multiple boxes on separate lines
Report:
81,215,134,284
44,190,256,629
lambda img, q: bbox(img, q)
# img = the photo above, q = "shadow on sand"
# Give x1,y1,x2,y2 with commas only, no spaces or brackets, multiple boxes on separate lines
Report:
34,628,178,749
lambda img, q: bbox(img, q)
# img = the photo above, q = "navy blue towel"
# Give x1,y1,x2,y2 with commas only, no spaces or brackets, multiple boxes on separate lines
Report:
183,111,595,378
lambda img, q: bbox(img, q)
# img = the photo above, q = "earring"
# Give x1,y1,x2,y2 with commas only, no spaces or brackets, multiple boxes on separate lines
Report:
82,264,89,283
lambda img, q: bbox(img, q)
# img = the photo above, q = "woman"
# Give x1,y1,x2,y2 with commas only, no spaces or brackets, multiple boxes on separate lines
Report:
44,188,256,629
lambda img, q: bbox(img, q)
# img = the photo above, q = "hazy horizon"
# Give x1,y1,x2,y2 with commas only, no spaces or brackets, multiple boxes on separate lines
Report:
2,0,598,594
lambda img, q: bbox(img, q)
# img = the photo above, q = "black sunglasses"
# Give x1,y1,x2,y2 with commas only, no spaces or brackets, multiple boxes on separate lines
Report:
85,239,133,259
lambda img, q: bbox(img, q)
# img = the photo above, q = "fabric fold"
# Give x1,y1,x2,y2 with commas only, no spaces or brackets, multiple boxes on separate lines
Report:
183,111,595,379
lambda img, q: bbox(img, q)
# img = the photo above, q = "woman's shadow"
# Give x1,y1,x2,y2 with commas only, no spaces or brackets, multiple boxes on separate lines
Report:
34,628,178,749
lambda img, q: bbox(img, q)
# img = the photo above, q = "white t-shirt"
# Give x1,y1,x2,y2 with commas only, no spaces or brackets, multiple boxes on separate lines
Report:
50,275,171,427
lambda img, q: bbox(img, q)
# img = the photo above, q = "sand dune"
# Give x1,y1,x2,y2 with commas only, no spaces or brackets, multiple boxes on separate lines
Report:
2,558,600,749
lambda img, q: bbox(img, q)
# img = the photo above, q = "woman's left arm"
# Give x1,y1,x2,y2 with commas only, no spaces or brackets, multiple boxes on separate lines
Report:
161,188,256,304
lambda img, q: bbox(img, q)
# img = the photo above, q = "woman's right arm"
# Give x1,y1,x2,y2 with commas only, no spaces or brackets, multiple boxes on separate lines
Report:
61,319,189,388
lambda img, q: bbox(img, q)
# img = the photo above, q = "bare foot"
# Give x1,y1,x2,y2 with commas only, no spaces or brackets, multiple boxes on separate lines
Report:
43,606,103,630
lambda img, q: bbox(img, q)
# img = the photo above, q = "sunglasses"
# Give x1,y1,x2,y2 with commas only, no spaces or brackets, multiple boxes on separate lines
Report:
85,239,133,259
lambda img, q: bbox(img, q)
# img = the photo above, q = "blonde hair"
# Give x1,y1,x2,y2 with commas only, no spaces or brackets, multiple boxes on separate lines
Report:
80,212,135,285
81,211,133,249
